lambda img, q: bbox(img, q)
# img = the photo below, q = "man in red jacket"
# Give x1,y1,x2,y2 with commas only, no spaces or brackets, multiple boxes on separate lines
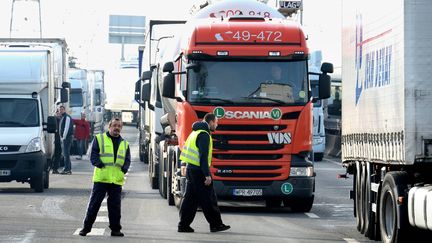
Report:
73,113,90,160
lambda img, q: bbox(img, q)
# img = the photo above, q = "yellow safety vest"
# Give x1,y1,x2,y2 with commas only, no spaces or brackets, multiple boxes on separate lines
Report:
92,133,129,186
180,130,213,167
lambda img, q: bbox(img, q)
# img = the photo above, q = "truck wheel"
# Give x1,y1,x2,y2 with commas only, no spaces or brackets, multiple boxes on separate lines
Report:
364,162,379,240
355,161,365,232
31,171,44,193
314,153,323,161
43,170,49,189
284,196,314,212
158,145,167,199
379,172,408,243
167,149,175,206
266,199,282,208
149,150,158,189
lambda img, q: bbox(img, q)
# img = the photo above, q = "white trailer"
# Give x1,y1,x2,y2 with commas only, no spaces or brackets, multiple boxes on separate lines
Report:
342,0,432,241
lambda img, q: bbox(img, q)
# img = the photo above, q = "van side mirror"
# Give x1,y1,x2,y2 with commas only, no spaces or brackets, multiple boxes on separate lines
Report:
321,62,334,74
163,62,174,73
45,116,57,133
141,70,152,80
318,74,331,99
60,88,68,103
162,73,175,98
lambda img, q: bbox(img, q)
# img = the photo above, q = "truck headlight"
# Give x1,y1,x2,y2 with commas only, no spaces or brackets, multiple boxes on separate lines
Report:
290,167,314,177
313,137,324,145
26,137,41,152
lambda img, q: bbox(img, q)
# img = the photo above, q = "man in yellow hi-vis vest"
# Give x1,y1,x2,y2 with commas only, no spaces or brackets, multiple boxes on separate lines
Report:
79,118,130,237
178,113,230,233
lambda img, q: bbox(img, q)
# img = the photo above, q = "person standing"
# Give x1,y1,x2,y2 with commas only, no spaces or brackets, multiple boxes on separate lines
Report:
178,113,230,233
59,105,73,174
52,108,62,174
73,112,90,160
79,118,130,237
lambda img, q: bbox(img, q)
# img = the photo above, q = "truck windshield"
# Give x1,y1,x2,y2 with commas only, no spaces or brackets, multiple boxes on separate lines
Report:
0,51,48,82
70,90,83,107
0,99,39,127
187,60,308,105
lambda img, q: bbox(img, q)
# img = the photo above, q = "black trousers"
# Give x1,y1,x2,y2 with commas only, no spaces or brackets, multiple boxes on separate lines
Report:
83,182,122,231
178,168,223,228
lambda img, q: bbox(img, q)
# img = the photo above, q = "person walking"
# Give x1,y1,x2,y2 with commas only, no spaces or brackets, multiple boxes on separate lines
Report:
178,113,230,233
79,117,130,237
59,105,73,174
52,108,63,174
73,112,90,160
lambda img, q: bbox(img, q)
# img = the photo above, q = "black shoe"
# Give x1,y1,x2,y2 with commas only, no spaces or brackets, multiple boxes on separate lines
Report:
210,224,230,233
178,226,194,233
78,229,90,236
111,231,124,237
52,170,59,174
60,170,72,175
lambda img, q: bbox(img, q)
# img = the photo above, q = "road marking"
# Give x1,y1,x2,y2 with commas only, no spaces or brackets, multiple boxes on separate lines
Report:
95,216,109,222
100,206,107,212
323,157,341,166
40,197,75,220
21,230,36,243
305,213,320,218
102,198,107,203
343,238,360,243
73,228,105,236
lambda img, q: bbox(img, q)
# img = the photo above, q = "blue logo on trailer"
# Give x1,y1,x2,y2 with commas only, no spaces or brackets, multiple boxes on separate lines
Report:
355,14,363,106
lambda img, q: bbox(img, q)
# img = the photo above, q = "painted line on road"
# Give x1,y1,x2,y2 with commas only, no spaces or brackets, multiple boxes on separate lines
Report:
21,230,36,243
100,206,107,212
40,196,75,220
95,216,109,222
102,198,107,203
343,238,360,243
305,213,320,218
73,228,105,236
323,157,341,166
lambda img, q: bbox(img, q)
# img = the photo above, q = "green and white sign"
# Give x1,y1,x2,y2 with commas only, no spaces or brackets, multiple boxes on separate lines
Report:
213,107,282,120
281,182,293,195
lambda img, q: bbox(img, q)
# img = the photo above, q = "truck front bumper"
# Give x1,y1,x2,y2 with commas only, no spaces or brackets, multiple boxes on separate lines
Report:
0,151,45,183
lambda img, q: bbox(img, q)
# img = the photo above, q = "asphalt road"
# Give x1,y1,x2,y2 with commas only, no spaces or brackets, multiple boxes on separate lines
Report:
0,126,373,243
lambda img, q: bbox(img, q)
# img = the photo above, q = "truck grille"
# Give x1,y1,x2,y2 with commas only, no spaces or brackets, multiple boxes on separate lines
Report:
214,143,284,151
213,154,282,160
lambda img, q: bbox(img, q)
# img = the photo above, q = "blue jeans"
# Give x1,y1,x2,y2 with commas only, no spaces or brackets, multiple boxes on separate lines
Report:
77,139,86,157
62,137,72,171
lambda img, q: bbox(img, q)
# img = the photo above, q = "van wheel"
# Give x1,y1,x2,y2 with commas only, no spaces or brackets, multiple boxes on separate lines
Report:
31,171,44,193
43,170,49,189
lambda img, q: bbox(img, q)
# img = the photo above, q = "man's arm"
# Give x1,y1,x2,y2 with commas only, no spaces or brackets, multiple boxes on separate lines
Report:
121,145,131,174
90,138,104,168
62,116,71,139
196,132,210,177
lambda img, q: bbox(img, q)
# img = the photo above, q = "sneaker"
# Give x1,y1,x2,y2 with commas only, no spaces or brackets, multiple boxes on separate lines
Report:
178,226,194,233
52,170,59,174
60,170,72,175
78,229,90,236
210,224,230,233
111,231,124,237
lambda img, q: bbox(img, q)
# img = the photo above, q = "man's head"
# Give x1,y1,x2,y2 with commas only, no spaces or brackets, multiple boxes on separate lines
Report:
108,117,123,137
59,105,66,115
204,113,218,132
55,108,61,117
270,65,282,80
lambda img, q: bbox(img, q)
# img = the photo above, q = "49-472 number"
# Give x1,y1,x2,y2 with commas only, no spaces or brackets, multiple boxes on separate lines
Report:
232,30,282,42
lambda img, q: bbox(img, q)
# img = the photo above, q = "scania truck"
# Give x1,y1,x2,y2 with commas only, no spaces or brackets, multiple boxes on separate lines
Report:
0,38,69,192
342,0,432,241
138,0,332,211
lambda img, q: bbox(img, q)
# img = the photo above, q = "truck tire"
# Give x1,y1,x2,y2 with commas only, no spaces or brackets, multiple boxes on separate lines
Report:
379,171,409,243
284,196,314,212
314,153,323,161
43,170,49,189
167,149,175,206
31,171,44,193
149,150,158,189
355,161,365,232
158,145,167,199
364,162,380,240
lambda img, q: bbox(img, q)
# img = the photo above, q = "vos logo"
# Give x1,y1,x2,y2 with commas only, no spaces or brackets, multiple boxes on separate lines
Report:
267,133,292,144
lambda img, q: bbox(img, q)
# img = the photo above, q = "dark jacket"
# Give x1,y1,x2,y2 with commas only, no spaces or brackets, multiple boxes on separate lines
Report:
184,121,212,177
90,132,131,174
59,113,74,140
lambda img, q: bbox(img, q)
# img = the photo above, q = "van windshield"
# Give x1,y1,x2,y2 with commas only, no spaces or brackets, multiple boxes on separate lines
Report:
0,99,39,127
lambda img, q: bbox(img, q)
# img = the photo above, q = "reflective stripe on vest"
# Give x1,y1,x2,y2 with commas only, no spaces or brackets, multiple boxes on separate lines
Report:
93,133,129,186
179,130,213,167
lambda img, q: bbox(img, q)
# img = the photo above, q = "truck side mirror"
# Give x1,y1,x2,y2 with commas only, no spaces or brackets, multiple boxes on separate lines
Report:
318,74,331,99
162,73,175,98
142,81,151,102
163,62,174,73
45,116,57,133
186,63,201,73
141,70,152,80
60,88,68,103
321,62,334,74
62,82,71,89
134,80,142,104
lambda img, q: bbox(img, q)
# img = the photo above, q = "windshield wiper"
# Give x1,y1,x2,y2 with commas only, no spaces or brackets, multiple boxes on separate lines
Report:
196,97,234,104
0,121,27,127
241,96,286,105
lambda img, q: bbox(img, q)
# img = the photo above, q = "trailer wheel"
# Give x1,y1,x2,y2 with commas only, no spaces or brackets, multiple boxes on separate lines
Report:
355,161,365,232
364,162,379,240
379,172,408,243
167,149,175,206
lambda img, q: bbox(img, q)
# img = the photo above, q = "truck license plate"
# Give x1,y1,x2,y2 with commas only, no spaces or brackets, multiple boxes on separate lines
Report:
233,189,263,196
0,170,11,176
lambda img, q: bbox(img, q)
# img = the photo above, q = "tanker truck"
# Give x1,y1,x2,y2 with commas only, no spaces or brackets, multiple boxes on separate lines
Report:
138,0,332,211
341,0,432,241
